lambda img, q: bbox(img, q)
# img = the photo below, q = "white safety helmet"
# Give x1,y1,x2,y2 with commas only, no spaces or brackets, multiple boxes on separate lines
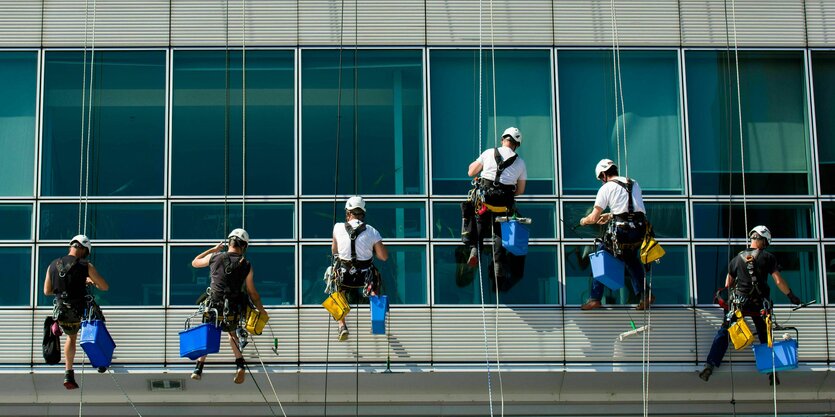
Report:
228,228,250,245
749,225,772,245
345,196,366,212
501,127,522,144
595,159,617,180
69,234,91,250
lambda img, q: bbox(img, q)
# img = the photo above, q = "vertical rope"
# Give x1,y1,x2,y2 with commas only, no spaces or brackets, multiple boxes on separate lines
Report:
353,0,359,195
82,0,97,235
77,0,90,235
729,0,748,235
241,0,247,229
610,0,627,177
609,0,621,168
108,370,143,416
223,0,231,234
252,340,288,417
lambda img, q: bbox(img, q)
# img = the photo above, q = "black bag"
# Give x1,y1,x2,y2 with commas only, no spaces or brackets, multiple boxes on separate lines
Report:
42,316,61,365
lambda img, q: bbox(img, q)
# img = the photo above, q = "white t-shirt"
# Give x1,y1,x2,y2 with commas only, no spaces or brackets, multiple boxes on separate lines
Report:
475,147,527,185
333,219,383,261
594,177,646,215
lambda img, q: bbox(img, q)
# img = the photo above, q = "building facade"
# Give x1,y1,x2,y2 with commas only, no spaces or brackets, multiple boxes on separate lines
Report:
0,0,834,415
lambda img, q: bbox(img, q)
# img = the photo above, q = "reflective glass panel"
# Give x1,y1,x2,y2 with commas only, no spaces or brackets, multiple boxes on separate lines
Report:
171,50,295,196
695,245,820,305
41,51,166,196
0,205,32,240
693,203,815,239
301,50,424,195
822,202,835,238
562,201,686,239
432,201,557,240
169,245,295,306
40,203,163,241
0,247,31,306
559,50,683,195
170,203,294,240
302,201,425,239
433,244,558,305
0,52,37,196
812,51,835,194
564,244,689,305
824,245,835,305
430,49,555,195
686,51,811,195
37,246,163,306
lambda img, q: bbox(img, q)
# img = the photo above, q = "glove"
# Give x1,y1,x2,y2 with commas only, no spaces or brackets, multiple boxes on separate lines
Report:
787,291,801,305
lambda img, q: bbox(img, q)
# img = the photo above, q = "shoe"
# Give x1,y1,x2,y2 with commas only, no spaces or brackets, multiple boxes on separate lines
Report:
580,300,602,310
699,364,714,382
234,367,246,384
466,247,478,268
191,362,204,381
769,372,780,386
636,294,656,310
63,370,79,390
338,324,349,342
97,366,107,374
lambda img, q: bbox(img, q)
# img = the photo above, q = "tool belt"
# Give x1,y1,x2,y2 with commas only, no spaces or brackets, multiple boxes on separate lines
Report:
335,259,380,297
199,288,246,332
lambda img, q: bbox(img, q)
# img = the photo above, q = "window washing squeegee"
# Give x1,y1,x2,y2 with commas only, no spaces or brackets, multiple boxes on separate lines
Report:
618,320,650,341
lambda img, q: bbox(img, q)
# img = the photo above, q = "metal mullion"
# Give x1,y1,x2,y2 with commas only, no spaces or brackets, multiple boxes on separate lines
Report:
421,46,430,198
805,49,822,198
678,47,693,199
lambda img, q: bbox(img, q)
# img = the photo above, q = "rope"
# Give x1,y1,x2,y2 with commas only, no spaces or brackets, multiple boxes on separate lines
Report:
82,0,96,235
729,0,748,235
77,0,90,235
78,350,86,416
609,0,621,168
223,0,231,234
108,370,143,416
241,0,247,229
355,303,360,417
244,360,278,417
610,0,627,176
252,339,288,417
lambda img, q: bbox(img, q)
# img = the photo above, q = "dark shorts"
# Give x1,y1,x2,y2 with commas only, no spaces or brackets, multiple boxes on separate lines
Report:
53,299,84,335
201,297,246,332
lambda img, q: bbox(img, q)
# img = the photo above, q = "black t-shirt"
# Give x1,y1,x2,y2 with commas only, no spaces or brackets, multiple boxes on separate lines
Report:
728,249,781,299
48,255,89,301
209,252,251,301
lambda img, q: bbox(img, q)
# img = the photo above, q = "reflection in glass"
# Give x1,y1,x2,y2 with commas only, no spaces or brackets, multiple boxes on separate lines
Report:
302,201,425,239
431,49,554,195
0,205,32,240
692,203,814,239
0,52,37,196
0,247,31,306
170,203,294,240
812,52,835,194
559,50,683,195
562,201,686,239
40,203,163,241
432,201,556,240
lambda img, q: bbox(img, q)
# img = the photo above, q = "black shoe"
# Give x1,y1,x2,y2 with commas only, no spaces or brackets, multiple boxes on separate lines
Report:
191,362,204,381
63,370,79,390
97,366,107,374
769,372,781,386
699,364,714,382
234,358,246,384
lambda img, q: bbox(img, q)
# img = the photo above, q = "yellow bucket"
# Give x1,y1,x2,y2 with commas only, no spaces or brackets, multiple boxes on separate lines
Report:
322,292,350,321
245,307,269,335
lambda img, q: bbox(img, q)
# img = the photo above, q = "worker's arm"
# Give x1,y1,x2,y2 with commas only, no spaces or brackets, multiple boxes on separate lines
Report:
43,268,53,296
515,179,526,195
468,160,483,178
331,235,338,256
579,206,612,226
85,263,109,291
724,273,734,289
373,241,388,262
192,242,223,268
772,271,801,304
244,268,265,311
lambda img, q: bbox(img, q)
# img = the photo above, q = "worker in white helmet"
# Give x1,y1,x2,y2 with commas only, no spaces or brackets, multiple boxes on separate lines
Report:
699,225,803,386
462,127,528,289
579,158,653,310
43,235,109,389
190,228,265,384
329,196,388,342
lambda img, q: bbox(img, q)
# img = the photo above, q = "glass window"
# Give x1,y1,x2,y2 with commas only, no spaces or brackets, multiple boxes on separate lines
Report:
564,244,690,305
302,201,425,239
0,52,37,196
686,51,812,195
562,201,687,239
170,203,294,240
38,246,163,306
432,201,557,240
558,50,684,195
171,50,295,196
823,202,835,238
0,247,31,306
812,51,835,194
0,205,33,240
301,50,424,195
695,245,820,305
39,203,163,241
41,51,166,196
430,50,555,195
301,245,427,305
169,245,295,306
433,244,558,305
824,245,835,305
693,203,815,239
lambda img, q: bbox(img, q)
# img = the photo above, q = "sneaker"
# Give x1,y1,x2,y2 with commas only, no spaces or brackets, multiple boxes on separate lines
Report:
466,247,478,268
63,370,79,390
97,366,107,374
699,364,714,382
234,367,246,384
768,372,780,386
338,324,349,342
636,294,656,311
191,362,204,381
580,299,602,311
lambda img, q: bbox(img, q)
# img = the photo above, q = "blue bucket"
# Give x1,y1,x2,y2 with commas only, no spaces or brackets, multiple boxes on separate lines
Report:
589,250,625,290
80,320,116,368
501,220,529,256
753,339,798,373
370,295,388,335
179,322,221,360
